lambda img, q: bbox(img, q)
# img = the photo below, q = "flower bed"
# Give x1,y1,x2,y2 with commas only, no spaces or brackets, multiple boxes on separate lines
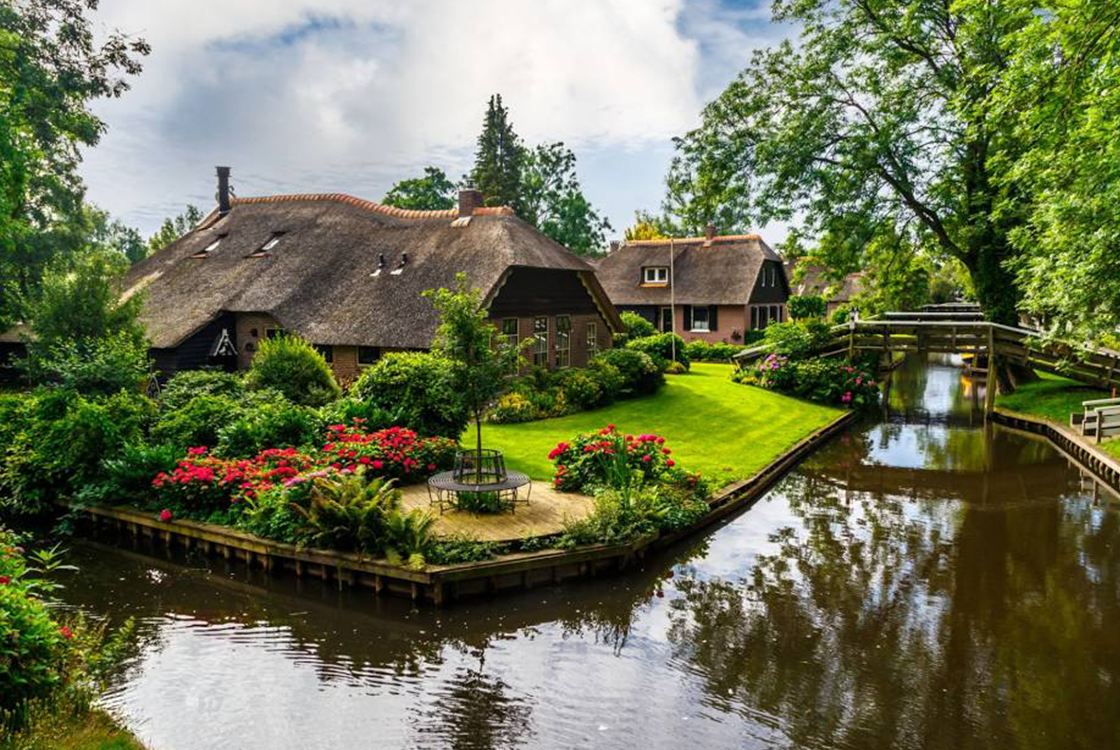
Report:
733,354,880,408
548,425,678,492
149,424,456,523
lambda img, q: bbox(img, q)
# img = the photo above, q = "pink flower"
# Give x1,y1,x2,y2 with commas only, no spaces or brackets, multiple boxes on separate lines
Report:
187,446,208,456
159,509,173,522
372,460,383,470
662,448,671,455
841,392,853,403
666,459,676,467
642,454,652,462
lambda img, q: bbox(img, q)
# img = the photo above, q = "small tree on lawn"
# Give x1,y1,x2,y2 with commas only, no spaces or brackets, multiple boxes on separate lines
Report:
423,274,528,480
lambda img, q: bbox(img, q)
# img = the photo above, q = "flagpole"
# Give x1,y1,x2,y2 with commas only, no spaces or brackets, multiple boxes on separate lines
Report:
670,237,676,363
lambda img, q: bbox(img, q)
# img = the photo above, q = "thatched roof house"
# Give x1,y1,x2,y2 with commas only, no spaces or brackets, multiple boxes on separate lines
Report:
594,228,789,344
783,260,865,315
127,169,622,380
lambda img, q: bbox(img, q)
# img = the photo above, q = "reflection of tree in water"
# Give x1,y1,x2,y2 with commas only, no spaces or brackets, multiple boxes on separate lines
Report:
410,649,535,750
665,475,1120,749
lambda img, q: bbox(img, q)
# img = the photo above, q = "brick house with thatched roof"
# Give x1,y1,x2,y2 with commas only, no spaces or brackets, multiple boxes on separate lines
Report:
124,168,622,381
593,227,790,344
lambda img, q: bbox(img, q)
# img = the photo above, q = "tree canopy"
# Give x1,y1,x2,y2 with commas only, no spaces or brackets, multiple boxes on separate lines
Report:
147,205,203,255
382,167,456,211
469,94,526,215
0,0,149,329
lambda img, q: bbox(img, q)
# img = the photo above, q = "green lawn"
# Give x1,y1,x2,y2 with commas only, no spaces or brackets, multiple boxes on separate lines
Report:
996,371,1111,424
475,363,843,487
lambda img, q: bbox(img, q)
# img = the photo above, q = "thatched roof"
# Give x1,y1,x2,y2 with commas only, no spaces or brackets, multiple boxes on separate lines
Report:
124,193,618,349
784,261,865,303
594,235,784,306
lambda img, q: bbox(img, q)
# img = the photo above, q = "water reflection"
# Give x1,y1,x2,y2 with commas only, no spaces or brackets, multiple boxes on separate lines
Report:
56,355,1120,749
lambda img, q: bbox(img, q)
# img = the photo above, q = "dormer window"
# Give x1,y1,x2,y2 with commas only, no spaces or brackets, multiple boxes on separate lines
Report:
643,266,669,285
390,252,408,276
192,236,224,259
248,232,284,258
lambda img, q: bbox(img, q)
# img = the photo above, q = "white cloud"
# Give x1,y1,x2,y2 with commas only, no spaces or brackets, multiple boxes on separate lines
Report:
81,0,789,239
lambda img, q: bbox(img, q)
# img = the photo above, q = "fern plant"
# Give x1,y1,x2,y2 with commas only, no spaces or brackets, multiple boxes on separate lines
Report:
291,471,401,555
383,509,438,569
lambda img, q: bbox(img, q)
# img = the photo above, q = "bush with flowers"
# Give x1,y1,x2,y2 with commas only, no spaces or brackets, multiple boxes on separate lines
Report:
0,528,136,734
548,425,677,493
316,424,456,483
732,354,880,408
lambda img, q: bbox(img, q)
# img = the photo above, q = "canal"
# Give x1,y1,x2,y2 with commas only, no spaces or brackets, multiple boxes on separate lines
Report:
55,355,1120,749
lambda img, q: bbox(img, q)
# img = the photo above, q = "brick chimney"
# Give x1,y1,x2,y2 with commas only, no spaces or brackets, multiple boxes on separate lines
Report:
705,222,717,240
216,166,232,215
609,240,620,254
458,188,484,218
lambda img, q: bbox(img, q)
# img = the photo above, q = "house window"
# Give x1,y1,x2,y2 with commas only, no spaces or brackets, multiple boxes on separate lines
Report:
586,322,599,358
314,344,333,363
643,267,669,284
659,306,673,333
358,346,380,365
250,232,285,257
770,305,781,324
193,236,222,258
265,327,286,339
501,318,519,348
555,316,571,368
533,317,549,367
691,306,710,332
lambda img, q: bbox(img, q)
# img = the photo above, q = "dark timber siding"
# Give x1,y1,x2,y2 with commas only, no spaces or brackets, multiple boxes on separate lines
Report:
487,267,600,317
748,260,790,304
153,311,237,376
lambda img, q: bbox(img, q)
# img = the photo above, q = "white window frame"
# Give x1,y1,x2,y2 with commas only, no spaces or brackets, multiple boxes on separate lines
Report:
533,317,549,367
691,306,711,333
643,266,669,284
555,315,571,368
586,321,599,358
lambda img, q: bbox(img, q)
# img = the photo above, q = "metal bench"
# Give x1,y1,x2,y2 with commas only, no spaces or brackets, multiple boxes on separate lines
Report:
1081,397,1120,443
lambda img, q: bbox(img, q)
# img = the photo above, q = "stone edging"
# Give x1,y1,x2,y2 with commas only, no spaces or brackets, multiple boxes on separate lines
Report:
991,407,1120,491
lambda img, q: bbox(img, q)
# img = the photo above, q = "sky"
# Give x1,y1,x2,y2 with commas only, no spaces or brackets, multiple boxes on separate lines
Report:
81,0,793,243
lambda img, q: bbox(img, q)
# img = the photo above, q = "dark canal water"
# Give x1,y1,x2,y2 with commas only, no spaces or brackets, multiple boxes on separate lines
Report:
55,355,1120,749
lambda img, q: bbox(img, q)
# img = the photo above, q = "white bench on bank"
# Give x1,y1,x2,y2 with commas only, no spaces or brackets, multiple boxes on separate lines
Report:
1081,397,1120,444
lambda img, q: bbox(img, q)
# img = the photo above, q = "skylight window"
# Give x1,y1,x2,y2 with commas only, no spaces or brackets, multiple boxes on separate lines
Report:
192,236,222,258
248,232,284,257
261,234,283,251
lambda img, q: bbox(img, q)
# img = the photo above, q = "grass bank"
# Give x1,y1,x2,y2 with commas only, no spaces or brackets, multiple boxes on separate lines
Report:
478,363,843,486
995,371,1119,459
1,708,145,750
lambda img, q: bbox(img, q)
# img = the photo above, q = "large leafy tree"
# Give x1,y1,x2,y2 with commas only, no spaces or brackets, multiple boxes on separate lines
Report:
0,0,149,328
469,94,526,214
663,0,1035,327
382,166,456,211
147,204,203,254
521,142,612,255
992,1,1120,345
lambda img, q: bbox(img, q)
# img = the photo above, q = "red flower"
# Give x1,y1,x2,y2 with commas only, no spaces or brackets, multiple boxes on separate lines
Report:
662,448,671,455
666,459,676,467
159,509,173,522
642,454,652,463
0,576,10,585
59,626,74,639
372,460,383,470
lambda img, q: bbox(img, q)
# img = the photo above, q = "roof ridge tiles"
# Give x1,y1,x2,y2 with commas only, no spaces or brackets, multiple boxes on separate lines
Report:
625,233,762,246
230,193,520,220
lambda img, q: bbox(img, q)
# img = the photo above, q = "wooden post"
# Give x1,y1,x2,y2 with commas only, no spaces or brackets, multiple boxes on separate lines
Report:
985,324,997,414
848,319,855,361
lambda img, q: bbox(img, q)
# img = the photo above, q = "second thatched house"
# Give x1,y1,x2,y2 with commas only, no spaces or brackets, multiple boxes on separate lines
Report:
126,168,622,381
783,260,865,315
594,227,790,344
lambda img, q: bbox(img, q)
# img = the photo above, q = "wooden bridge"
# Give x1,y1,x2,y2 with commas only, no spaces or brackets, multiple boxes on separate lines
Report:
735,310,1120,409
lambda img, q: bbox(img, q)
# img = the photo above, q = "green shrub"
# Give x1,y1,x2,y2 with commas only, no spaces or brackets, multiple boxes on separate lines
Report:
626,332,689,369
787,294,827,319
585,358,623,401
352,352,468,439
735,354,880,408
665,360,688,375
0,390,155,515
487,392,538,424
453,490,505,514
215,401,324,458
76,442,181,507
555,369,604,410
548,425,676,493
19,331,152,396
151,393,244,452
427,535,504,565
619,311,656,341
159,369,245,412
592,349,664,397
830,304,853,325
316,398,393,432
684,340,745,362
245,334,341,407
763,320,837,359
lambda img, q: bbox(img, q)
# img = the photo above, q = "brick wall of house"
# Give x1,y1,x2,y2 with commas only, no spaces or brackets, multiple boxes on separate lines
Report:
235,312,281,370
490,311,612,371
332,345,361,386
675,304,749,345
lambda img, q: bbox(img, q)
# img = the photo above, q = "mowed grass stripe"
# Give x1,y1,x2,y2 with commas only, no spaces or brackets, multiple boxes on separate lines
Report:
474,363,843,485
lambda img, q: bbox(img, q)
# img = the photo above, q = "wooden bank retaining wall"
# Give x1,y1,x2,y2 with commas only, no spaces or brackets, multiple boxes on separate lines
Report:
76,411,857,607
992,407,1120,491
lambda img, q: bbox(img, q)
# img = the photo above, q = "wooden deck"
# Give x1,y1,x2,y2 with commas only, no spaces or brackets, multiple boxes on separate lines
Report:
399,482,595,542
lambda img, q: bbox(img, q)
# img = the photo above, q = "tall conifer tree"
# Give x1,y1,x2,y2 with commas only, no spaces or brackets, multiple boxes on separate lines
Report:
469,95,525,214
